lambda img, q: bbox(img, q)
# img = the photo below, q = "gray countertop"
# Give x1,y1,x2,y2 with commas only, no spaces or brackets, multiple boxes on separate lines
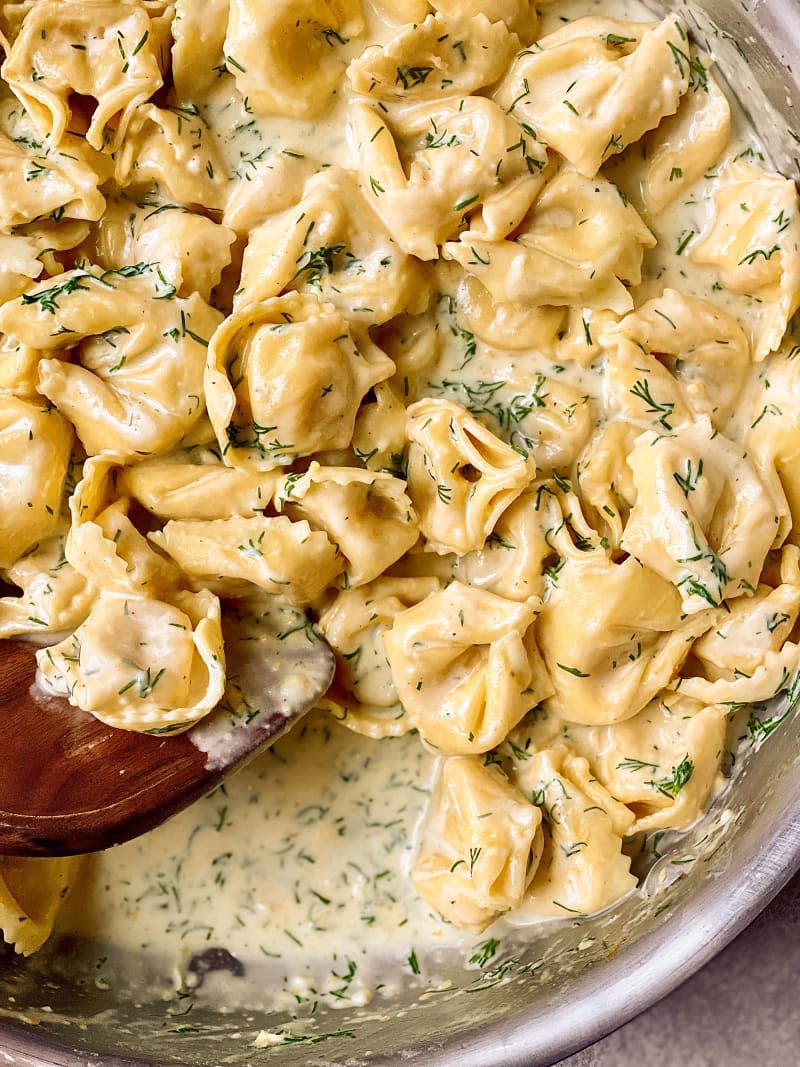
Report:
559,871,800,1067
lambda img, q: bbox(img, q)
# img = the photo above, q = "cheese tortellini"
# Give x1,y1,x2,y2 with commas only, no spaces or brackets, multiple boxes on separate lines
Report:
384,582,550,754
621,420,779,613
537,553,715,725
0,856,81,955
412,756,544,932
350,95,547,260
347,13,517,102
0,130,105,231
318,576,440,738
114,104,230,212
603,289,750,430
406,397,536,555
151,514,344,605
237,167,428,326
495,16,691,178
206,293,394,470
690,161,800,360
1,0,168,152
0,394,73,567
0,264,221,458
0,524,95,638
225,0,365,119
506,746,637,920
37,587,226,733
444,166,655,312
2,0,799,952
274,462,419,587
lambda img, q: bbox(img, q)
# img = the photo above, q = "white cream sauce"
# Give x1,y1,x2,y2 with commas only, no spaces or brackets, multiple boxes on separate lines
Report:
56,0,781,1007
60,713,455,1010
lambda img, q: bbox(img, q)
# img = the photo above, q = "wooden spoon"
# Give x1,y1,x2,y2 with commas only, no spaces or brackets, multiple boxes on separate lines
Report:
0,598,335,857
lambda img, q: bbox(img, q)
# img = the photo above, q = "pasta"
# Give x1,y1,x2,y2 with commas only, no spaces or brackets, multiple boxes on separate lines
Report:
0,0,798,955
1,0,169,152
0,856,81,955
412,756,544,932
443,165,656,312
493,16,690,178
224,0,365,120
350,94,546,260
206,293,394,469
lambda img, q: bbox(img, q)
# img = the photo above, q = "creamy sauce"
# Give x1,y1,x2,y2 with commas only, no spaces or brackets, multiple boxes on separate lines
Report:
60,714,457,1010
45,0,797,1010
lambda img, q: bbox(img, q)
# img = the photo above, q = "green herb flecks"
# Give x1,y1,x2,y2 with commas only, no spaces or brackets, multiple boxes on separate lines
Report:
395,65,434,90
646,755,694,798
616,757,659,772
629,378,675,430
667,41,709,91
673,458,703,496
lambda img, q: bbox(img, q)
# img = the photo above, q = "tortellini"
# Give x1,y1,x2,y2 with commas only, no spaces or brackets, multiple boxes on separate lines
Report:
0,232,46,305
383,582,550,754
690,161,800,360
0,525,95,638
0,856,82,955
431,0,539,40
0,264,222,458
412,756,544,932
347,13,517,101
318,576,440,738
222,152,318,236
225,0,365,119
507,746,637,920
274,463,419,587
536,554,714,726
206,293,394,471
84,200,235,304
603,289,750,431
117,452,280,521
576,421,639,551
432,372,594,475
0,394,73,568
351,380,408,475
691,567,800,682
676,640,800,709
350,94,547,260
374,0,429,25
150,514,344,606
65,455,182,598
748,349,800,543
622,419,780,613
114,104,230,213
624,73,731,216
444,166,655,313
452,271,566,354
406,397,536,555
1,0,167,151
457,489,558,601
494,16,690,178
37,587,226,733
0,131,105,231
171,0,229,102
563,693,729,833
238,168,428,326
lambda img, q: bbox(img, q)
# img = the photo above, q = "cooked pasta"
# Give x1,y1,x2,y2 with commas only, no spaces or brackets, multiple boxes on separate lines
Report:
0,0,798,956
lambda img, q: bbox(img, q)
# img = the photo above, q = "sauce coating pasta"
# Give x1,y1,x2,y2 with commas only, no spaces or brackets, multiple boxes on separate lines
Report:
0,0,797,989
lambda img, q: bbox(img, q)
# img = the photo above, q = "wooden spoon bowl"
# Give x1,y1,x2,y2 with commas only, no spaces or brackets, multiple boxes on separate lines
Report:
0,599,335,856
